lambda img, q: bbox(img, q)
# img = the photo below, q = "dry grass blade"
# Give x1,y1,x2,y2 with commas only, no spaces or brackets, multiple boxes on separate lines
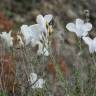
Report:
0,54,16,94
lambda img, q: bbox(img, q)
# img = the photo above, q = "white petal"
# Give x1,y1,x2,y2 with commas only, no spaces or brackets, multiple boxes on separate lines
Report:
93,39,96,53
21,25,31,35
82,31,88,37
83,37,94,53
29,24,42,40
29,24,42,32
0,31,13,47
31,39,37,47
75,30,83,37
76,18,84,29
66,23,76,32
36,14,45,25
30,73,37,84
44,14,53,23
82,36,92,46
94,37,96,52
21,25,28,30
36,41,49,56
83,23,92,32
89,46,95,53
32,78,45,88
20,25,29,36
37,14,52,33
36,41,43,55
93,37,96,51
89,38,95,53
20,25,33,45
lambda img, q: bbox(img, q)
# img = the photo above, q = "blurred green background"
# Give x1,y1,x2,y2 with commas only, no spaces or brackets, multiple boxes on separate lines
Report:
0,0,96,28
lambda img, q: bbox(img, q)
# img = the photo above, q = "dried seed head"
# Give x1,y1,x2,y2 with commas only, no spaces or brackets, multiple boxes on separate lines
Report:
84,9,90,22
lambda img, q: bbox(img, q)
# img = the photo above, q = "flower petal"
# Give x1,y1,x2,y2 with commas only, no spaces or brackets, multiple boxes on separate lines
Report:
82,31,88,37
83,23,92,32
44,14,53,23
93,37,96,52
36,14,45,26
0,31,13,47
66,23,76,32
36,41,43,55
76,18,84,29
82,36,94,53
89,45,95,53
21,25,33,45
30,73,37,84
32,78,45,88
82,36,92,46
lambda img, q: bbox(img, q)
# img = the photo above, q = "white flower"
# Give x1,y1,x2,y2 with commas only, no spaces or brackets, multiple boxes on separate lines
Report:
66,18,92,38
20,24,45,45
29,73,45,89
20,25,33,45
0,31,24,49
83,36,96,53
21,25,49,56
32,78,44,89
31,39,49,56
29,73,38,84
0,31,13,48
36,14,53,34
20,14,53,56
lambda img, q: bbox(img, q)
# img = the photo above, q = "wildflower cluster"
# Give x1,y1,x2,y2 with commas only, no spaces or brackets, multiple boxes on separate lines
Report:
0,14,53,56
66,18,96,54
0,12,96,92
